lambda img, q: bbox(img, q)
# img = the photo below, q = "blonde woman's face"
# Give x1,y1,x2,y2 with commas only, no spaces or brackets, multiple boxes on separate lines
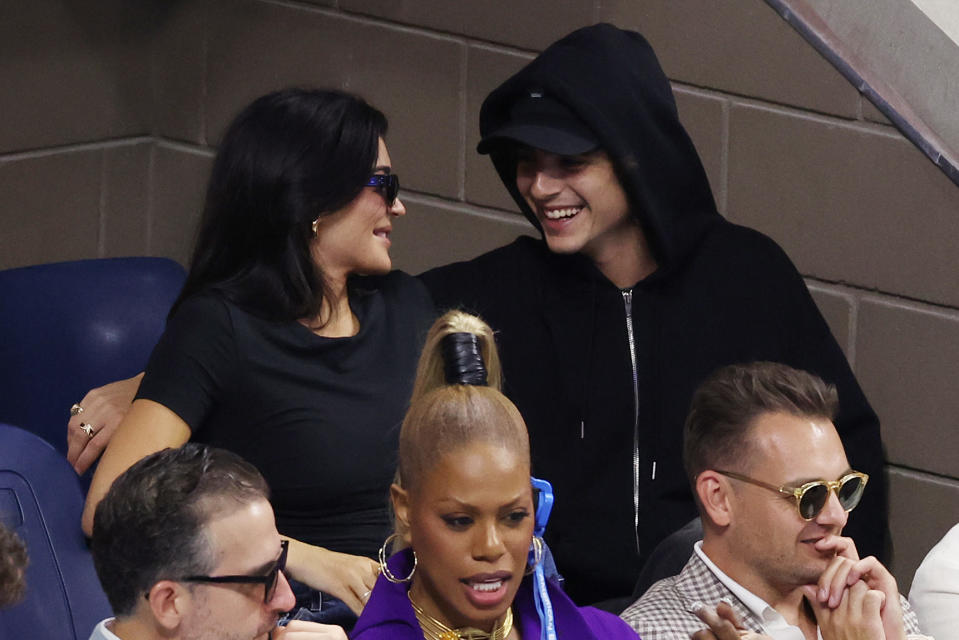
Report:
398,442,534,631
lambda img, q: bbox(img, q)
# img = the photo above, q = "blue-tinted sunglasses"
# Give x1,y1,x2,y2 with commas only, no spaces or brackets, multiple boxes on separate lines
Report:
366,174,400,207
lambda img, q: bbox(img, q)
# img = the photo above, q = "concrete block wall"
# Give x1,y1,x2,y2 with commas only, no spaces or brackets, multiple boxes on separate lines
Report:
2,0,957,591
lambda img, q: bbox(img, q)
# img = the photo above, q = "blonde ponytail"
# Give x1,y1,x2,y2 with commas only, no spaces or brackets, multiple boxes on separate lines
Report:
409,310,503,404
397,311,528,493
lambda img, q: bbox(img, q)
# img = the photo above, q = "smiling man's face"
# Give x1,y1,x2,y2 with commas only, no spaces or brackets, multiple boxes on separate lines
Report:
727,412,852,593
514,147,637,263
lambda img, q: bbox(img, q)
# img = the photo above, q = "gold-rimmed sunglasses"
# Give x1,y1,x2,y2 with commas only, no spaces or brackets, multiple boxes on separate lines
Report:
715,470,868,520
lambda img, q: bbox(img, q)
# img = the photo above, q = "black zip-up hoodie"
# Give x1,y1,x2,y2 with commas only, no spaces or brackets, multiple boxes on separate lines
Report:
421,23,885,606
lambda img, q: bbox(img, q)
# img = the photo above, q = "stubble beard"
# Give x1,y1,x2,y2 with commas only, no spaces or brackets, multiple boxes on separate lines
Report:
179,601,276,640
751,542,833,595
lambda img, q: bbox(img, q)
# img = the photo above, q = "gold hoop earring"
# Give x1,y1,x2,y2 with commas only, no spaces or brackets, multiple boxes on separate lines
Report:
311,217,319,237
378,532,416,583
525,536,544,576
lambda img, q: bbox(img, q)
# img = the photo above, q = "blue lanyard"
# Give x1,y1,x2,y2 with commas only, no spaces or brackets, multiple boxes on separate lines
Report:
530,478,557,640
533,560,557,640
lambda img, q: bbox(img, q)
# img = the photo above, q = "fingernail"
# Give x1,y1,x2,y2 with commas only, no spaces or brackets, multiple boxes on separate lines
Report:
819,588,827,602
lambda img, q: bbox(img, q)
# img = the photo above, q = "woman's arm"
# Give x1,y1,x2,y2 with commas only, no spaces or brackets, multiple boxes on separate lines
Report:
81,399,191,536
82,399,381,616
287,539,380,615
81,295,234,534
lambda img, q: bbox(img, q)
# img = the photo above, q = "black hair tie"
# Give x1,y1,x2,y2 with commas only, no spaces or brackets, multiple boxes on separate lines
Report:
441,332,488,386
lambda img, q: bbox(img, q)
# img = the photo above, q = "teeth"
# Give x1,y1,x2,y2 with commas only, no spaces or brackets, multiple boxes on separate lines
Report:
471,581,502,592
544,207,581,220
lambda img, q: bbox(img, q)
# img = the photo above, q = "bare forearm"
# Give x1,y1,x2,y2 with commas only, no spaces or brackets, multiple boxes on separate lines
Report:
81,399,190,535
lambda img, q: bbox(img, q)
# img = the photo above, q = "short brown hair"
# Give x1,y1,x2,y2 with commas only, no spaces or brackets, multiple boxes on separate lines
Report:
91,444,269,616
683,361,838,484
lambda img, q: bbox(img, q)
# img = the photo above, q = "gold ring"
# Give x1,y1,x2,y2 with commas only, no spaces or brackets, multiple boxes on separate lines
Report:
70,403,84,417
79,423,95,438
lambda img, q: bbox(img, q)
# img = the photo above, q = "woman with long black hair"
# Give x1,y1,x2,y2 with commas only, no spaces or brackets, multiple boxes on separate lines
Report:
81,88,436,625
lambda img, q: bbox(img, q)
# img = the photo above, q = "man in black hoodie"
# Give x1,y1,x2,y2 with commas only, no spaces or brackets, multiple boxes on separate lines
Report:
419,23,885,609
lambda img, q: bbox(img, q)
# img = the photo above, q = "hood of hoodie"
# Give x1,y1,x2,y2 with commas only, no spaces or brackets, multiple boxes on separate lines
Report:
480,23,720,276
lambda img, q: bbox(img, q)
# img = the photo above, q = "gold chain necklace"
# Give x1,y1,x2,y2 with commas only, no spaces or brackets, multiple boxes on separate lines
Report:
408,591,513,640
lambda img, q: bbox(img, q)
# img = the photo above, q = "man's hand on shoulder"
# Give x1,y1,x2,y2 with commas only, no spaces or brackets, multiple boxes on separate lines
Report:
66,373,142,474
271,620,348,639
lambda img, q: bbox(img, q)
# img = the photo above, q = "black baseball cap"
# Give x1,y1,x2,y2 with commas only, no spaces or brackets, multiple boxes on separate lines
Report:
477,92,599,156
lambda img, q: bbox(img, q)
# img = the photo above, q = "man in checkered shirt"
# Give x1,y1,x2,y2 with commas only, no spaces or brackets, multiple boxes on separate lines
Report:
621,362,930,640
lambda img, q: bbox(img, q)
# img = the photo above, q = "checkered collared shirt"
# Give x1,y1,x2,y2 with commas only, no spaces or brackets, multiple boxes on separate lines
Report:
620,553,928,640
621,553,765,640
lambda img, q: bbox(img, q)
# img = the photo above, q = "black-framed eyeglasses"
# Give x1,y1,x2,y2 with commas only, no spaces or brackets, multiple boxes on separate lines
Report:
366,174,400,207
715,470,869,521
179,539,289,603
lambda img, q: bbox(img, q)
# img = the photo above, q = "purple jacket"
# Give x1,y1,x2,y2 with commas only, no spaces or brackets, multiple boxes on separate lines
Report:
351,550,639,639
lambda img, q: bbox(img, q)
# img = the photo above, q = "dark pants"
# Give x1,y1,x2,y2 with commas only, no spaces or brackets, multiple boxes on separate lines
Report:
280,579,357,631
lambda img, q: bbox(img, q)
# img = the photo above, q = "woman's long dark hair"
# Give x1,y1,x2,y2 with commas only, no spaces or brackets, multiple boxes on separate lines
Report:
171,87,388,322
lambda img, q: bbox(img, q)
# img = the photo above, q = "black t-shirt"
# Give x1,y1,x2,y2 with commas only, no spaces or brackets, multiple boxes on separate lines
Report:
137,271,436,557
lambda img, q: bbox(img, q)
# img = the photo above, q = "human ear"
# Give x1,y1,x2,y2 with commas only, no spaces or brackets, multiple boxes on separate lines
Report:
696,471,732,528
145,580,187,631
390,483,412,542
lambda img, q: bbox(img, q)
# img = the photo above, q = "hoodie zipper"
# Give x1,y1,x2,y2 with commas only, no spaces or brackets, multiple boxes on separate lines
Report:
622,288,641,556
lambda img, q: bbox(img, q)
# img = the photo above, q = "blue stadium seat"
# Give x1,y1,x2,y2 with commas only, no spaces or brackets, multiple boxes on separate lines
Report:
0,423,112,639
0,257,185,455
